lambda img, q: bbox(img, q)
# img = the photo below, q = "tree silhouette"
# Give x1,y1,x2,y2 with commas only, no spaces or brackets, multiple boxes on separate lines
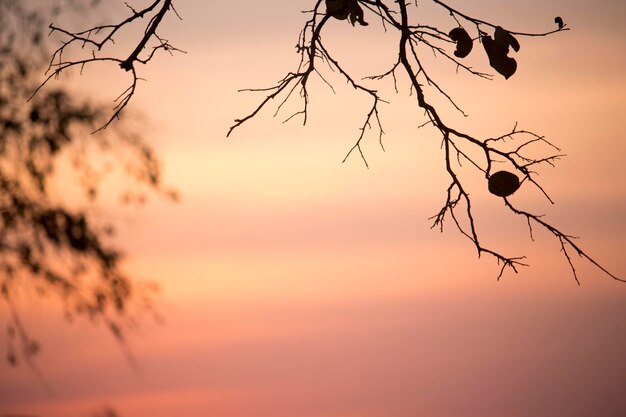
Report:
30,0,623,291
0,0,175,372
6,0,625,374
34,0,185,131
227,0,624,283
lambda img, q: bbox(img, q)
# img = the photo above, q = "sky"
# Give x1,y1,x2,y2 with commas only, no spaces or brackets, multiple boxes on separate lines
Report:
2,0,626,416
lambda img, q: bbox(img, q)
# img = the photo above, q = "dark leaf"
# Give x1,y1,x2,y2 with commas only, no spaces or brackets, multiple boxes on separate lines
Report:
325,0,368,26
555,16,564,29
482,35,517,79
495,26,520,52
449,27,473,58
326,0,350,20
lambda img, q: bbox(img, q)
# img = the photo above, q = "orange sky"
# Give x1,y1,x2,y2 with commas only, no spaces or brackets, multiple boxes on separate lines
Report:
2,1,626,416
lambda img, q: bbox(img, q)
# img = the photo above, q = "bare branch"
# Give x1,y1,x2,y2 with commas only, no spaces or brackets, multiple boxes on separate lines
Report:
33,0,183,130
228,0,621,283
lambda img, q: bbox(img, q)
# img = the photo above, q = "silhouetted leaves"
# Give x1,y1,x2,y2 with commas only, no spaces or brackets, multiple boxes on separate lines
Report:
488,171,521,197
325,0,368,26
495,26,520,53
482,27,520,79
555,16,564,29
449,27,473,58
447,24,526,79
1,0,170,369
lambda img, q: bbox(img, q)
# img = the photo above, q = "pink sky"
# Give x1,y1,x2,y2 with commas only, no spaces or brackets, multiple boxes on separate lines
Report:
2,1,626,416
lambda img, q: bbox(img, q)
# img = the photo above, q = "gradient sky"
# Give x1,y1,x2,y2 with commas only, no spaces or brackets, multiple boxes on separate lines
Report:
2,1,626,416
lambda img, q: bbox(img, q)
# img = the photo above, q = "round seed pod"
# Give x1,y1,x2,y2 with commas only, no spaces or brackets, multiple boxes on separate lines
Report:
488,170,521,197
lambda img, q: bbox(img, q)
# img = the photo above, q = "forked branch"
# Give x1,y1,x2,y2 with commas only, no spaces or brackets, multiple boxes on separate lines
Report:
228,0,621,284
31,0,183,131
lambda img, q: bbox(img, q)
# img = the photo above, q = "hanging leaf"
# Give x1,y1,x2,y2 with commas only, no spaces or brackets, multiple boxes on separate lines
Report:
488,171,521,197
325,0,368,26
482,35,517,79
555,16,564,29
326,0,349,20
348,0,368,26
449,27,473,58
494,26,520,52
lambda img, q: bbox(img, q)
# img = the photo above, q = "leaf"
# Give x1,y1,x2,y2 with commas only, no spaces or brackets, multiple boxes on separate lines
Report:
325,0,368,26
488,171,521,197
326,0,349,20
555,16,564,29
347,0,368,26
449,27,473,58
482,35,517,79
495,26,520,52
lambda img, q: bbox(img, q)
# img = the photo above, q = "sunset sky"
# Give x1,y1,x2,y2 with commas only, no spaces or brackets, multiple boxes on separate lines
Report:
2,0,626,416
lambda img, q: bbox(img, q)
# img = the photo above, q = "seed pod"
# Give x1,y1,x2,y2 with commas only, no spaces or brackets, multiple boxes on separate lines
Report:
325,0,367,25
488,170,521,197
449,27,473,58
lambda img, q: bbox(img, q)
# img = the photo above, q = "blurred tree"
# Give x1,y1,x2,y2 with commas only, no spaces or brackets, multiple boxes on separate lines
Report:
0,0,176,374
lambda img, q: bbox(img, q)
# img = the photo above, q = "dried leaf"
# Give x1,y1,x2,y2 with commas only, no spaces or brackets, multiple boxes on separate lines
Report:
495,26,520,52
449,27,473,58
325,0,368,26
555,16,564,29
326,0,349,19
482,35,517,79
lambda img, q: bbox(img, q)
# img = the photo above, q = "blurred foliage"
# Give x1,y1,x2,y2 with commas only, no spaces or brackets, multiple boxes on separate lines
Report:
1,0,175,370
